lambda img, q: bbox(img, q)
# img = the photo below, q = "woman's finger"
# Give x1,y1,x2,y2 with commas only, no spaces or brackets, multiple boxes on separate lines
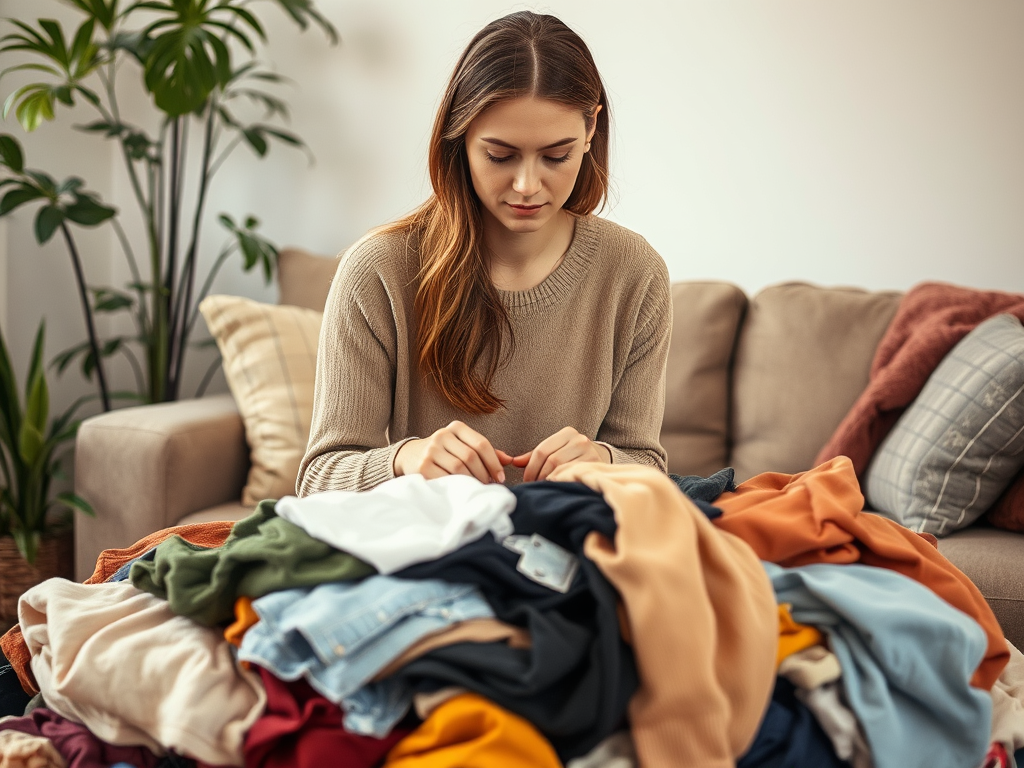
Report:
449,421,506,482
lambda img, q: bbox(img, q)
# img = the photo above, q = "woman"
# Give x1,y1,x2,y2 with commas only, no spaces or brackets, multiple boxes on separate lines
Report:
297,10,671,494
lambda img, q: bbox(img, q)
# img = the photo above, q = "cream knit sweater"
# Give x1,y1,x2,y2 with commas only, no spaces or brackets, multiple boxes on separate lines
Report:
297,214,671,494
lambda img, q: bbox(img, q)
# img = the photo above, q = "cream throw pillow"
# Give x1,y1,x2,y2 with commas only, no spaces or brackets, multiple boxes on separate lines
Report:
199,295,322,506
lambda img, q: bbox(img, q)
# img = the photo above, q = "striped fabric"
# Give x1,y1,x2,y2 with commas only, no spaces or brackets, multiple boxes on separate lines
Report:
200,295,323,505
866,314,1024,536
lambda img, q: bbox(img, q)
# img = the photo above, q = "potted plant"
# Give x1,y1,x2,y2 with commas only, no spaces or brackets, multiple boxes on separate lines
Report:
0,0,336,409
0,319,91,622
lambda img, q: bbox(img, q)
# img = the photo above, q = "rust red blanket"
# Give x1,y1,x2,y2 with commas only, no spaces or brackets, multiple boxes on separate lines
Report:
814,281,1024,527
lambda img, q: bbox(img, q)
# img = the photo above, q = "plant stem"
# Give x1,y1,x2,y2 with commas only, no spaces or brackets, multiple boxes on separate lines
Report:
186,243,236,339
170,102,216,398
60,223,111,412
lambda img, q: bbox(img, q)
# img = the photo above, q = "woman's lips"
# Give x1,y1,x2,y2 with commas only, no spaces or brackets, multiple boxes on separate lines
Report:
507,203,544,216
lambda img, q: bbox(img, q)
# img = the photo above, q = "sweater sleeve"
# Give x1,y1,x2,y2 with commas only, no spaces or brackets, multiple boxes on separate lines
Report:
595,256,672,471
296,242,410,494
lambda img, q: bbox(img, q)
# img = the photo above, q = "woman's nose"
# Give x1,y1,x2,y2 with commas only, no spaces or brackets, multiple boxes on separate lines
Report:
512,162,542,197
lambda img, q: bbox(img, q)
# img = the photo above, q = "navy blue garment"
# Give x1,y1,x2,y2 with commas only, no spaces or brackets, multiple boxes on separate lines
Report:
738,677,849,768
668,467,735,520
0,648,29,717
393,480,635,762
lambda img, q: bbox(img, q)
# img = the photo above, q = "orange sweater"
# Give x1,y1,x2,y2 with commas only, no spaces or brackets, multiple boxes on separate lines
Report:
712,456,1008,689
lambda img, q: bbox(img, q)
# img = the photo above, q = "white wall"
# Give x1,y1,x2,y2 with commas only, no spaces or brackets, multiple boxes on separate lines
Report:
0,0,1023,415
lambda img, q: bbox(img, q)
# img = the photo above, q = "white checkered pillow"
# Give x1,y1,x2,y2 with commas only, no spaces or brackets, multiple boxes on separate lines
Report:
865,313,1024,536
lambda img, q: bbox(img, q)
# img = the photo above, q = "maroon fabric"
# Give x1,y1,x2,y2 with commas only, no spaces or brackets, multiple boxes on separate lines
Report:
0,708,161,768
814,281,1024,525
244,666,412,768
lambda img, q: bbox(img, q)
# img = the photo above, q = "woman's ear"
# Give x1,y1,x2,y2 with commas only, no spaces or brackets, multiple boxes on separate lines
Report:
584,103,604,149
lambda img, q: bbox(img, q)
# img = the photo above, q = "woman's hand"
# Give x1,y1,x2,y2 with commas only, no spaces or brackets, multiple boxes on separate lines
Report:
513,426,611,482
394,421,512,484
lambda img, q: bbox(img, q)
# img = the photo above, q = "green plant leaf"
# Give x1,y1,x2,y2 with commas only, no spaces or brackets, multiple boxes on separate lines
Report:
64,0,120,32
13,529,40,565
18,401,46,467
0,321,22,453
25,170,57,195
14,86,56,132
0,134,24,172
75,119,126,137
123,131,153,160
56,177,85,196
91,287,133,312
270,0,339,44
242,127,267,157
34,205,65,244
0,186,44,216
65,193,116,225
55,491,94,516
50,340,90,376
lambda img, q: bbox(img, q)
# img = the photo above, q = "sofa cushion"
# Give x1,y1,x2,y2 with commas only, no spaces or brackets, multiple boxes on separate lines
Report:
730,283,901,481
277,247,340,312
200,295,323,506
937,526,1024,650
865,314,1024,536
660,281,747,477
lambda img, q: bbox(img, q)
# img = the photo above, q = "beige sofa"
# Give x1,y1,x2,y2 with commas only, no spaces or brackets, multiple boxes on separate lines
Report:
73,249,1024,649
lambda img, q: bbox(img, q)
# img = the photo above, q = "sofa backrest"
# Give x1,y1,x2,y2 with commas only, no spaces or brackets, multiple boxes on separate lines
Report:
727,283,901,481
276,248,903,484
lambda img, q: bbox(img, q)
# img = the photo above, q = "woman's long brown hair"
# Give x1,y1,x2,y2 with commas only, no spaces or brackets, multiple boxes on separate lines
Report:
379,11,610,414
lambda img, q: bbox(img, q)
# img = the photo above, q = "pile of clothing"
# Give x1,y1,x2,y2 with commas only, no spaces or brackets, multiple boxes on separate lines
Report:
0,458,1021,768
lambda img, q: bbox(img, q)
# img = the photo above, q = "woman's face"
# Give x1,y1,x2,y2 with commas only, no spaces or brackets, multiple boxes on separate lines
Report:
464,96,599,235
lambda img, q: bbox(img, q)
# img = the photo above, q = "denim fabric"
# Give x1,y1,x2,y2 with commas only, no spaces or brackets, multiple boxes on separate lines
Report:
109,548,155,582
238,575,493,735
764,561,991,768
391,481,637,761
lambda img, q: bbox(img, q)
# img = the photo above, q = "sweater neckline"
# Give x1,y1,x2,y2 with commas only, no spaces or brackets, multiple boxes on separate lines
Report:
496,214,598,312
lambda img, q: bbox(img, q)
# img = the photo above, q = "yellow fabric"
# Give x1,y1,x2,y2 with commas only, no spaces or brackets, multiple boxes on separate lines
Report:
383,693,561,768
777,603,823,667
224,596,260,647
199,295,322,505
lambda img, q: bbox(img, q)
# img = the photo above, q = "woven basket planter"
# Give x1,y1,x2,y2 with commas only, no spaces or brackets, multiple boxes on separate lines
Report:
0,528,74,623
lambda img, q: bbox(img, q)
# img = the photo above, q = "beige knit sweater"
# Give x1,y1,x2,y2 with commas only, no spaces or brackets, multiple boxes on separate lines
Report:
297,214,672,494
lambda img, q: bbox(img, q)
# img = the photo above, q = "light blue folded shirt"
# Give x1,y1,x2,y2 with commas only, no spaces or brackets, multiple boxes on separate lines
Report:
238,575,494,735
764,561,992,768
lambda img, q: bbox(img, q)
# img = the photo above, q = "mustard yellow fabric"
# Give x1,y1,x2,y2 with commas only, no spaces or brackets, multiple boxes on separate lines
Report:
384,693,561,768
224,596,260,648
776,603,823,667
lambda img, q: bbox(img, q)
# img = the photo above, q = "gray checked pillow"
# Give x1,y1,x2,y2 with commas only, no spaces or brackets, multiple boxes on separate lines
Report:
865,313,1024,536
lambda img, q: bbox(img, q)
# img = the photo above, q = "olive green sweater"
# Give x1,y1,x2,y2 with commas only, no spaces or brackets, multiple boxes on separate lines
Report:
297,214,672,494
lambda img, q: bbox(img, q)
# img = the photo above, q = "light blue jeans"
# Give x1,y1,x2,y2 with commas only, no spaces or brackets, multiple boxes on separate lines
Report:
238,575,494,736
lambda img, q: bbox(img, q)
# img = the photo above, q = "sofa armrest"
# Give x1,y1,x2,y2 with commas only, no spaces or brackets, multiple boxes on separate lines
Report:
73,394,249,581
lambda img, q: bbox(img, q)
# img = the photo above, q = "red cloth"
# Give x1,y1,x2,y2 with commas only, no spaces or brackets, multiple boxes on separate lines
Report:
0,707,161,768
814,281,1024,475
980,742,1010,768
245,666,412,768
713,457,1009,690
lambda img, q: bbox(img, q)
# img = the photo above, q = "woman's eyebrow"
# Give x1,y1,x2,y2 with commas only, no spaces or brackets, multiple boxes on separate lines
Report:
481,137,578,150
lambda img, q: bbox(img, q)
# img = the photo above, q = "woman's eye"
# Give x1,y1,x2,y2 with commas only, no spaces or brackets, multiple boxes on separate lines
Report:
486,153,514,164
545,153,572,164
